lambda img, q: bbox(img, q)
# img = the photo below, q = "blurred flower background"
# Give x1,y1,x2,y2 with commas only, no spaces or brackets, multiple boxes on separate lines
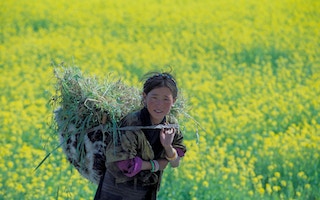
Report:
0,0,319,199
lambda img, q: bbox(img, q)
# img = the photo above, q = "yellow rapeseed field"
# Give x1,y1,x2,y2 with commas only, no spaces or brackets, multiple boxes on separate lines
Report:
1,0,319,199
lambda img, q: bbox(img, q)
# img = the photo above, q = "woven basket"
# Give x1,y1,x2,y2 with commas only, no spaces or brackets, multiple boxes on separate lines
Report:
52,66,141,184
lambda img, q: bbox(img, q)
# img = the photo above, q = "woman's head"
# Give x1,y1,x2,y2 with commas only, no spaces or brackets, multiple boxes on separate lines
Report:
143,72,178,99
142,72,178,124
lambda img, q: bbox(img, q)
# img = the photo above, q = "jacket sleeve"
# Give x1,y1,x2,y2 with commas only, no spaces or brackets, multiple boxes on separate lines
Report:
172,129,187,157
168,114,187,157
116,156,143,177
105,130,138,163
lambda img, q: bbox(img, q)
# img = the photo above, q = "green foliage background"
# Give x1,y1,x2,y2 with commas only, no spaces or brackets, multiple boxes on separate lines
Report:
0,0,319,199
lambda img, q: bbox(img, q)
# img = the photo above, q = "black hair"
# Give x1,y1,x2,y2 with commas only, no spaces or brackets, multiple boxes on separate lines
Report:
142,72,178,99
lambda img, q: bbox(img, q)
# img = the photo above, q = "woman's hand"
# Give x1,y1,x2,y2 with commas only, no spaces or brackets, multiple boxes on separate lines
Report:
160,128,175,148
160,128,181,168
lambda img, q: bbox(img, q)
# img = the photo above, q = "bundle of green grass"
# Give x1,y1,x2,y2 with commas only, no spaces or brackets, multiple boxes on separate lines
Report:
52,66,186,184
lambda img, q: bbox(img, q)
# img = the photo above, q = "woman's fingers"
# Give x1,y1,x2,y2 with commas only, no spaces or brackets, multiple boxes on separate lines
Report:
164,128,175,135
160,128,175,147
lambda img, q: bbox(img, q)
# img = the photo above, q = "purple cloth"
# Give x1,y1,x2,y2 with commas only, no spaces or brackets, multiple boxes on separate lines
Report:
176,147,185,157
117,157,143,177
117,148,185,177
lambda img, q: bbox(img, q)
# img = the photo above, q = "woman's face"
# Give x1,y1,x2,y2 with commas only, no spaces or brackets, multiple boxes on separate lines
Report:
143,87,176,124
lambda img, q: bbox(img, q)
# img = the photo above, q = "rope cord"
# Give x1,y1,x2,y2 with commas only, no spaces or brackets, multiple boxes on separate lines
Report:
87,123,179,134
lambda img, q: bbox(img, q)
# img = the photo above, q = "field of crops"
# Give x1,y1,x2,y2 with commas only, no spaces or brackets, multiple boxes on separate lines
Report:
1,0,319,199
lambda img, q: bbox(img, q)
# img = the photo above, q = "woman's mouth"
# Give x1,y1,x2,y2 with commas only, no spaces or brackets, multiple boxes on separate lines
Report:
154,110,163,114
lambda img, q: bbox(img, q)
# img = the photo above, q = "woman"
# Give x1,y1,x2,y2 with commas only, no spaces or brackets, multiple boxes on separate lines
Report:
94,72,187,200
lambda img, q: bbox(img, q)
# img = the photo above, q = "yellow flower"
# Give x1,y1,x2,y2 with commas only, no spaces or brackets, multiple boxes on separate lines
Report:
268,164,275,171
222,174,228,180
16,183,26,193
202,181,209,188
266,183,272,194
7,161,14,168
272,186,281,192
281,180,287,187
274,172,281,178
258,188,265,195
297,171,308,179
